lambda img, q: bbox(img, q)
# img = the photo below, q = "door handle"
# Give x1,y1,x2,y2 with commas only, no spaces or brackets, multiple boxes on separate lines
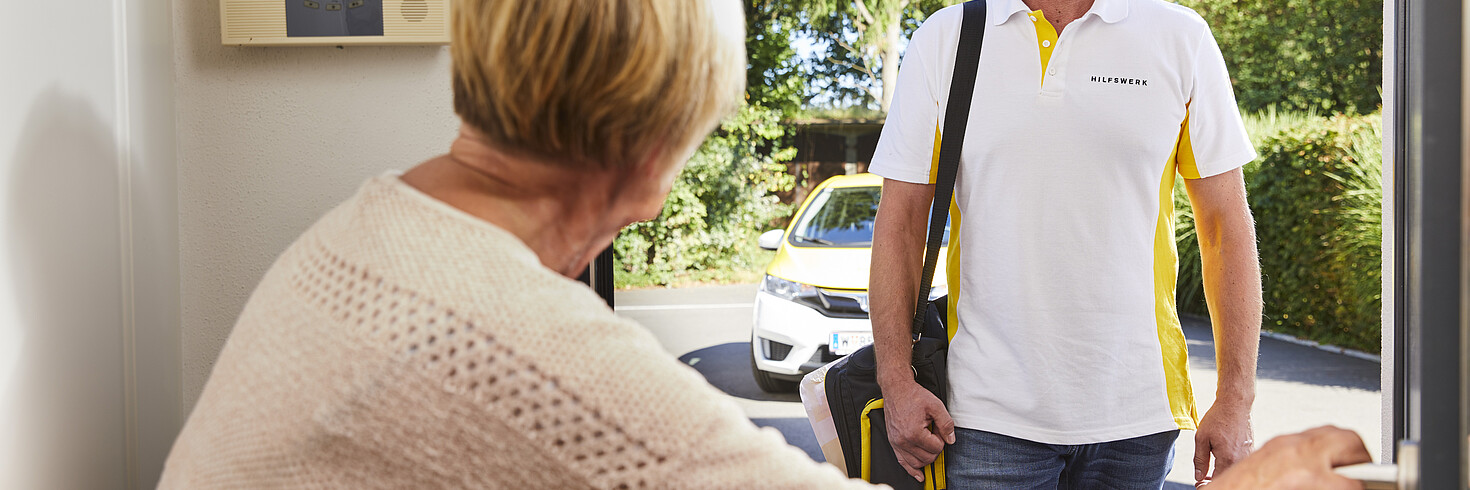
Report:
1332,440,1419,490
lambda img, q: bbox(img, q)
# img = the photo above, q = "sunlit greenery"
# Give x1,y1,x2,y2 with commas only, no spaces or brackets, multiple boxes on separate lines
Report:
1175,112,1383,352
1177,0,1382,115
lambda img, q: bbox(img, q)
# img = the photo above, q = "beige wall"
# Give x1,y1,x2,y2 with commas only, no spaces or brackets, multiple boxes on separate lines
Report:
173,0,459,412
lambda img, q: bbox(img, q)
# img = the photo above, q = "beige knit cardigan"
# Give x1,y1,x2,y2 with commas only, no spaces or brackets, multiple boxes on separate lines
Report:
159,174,877,489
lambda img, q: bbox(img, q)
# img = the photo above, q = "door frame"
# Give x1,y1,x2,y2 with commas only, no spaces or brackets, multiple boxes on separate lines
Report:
1395,0,1467,486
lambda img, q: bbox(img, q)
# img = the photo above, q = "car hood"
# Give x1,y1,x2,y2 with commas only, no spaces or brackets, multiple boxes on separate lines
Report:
765,243,947,291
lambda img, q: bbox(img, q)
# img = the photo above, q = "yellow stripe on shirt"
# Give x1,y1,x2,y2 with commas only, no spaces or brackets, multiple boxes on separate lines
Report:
929,126,963,341
1153,111,1200,431
1031,10,1059,80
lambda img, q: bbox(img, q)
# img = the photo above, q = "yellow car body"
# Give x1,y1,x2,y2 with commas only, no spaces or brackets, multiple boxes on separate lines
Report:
749,173,948,391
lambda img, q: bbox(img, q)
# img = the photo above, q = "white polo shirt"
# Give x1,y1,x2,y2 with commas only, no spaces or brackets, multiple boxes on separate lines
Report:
869,0,1255,444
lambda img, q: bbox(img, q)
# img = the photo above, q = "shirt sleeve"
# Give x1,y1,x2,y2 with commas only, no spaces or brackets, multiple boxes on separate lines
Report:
868,12,950,185
1174,24,1257,179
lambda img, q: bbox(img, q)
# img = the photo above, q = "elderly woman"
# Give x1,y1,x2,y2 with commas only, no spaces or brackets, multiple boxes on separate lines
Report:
158,0,872,487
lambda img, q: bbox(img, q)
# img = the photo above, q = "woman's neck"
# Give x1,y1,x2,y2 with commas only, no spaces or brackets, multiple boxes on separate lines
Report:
399,129,626,278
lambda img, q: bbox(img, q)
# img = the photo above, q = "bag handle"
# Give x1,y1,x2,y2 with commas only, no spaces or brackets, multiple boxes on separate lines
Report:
911,0,986,339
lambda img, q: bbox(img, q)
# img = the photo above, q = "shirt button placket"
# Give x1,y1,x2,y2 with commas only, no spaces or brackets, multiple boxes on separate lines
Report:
1043,20,1086,95
1042,46,1064,95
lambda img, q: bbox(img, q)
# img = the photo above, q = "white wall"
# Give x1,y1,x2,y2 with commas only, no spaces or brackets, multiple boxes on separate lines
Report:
0,0,179,486
171,0,459,412
1,0,454,485
1380,0,1397,460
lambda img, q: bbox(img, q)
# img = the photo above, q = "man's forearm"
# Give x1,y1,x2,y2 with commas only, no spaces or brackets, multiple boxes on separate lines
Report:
871,179,935,391
1196,199,1261,406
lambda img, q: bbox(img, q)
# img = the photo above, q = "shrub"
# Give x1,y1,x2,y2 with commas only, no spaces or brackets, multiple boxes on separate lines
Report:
1176,0,1382,115
1175,109,1324,313
1175,112,1382,352
613,103,797,287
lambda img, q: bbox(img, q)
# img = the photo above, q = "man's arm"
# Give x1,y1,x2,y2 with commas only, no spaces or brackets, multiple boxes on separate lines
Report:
870,178,956,483
1183,167,1262,482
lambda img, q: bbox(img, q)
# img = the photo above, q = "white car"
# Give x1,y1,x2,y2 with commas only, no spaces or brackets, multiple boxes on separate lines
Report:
750,173,947,392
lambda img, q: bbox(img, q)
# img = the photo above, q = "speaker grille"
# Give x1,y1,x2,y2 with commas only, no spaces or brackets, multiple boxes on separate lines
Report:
401,0,428,22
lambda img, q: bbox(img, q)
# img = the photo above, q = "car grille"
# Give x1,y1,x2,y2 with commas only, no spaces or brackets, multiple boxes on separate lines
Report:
795,289,869,319
760,337,794,361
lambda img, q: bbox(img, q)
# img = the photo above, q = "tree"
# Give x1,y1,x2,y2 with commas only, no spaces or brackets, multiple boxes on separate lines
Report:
800,0,959,112
747,0,808,116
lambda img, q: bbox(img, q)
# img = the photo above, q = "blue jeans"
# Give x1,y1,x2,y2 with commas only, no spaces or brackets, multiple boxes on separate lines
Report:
947,428,1178,489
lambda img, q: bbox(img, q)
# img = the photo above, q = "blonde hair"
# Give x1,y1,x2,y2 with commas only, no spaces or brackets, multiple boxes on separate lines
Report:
450,0,746,170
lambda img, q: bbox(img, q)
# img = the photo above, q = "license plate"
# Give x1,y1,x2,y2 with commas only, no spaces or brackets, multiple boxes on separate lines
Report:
830,332,874,355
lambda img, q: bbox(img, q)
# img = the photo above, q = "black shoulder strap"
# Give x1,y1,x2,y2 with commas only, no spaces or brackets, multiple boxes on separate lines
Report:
911,0,985,338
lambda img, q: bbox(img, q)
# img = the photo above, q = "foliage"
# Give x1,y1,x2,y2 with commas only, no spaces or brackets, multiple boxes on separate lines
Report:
1176,0,1382,115
747,0,809,116
1175,110,1328,311
796,0,959,111
613,103,797,286
1174,112,1383,352
612,1,808,288
616,251,777,289
1239,107,1325,148
1323,123,1384,348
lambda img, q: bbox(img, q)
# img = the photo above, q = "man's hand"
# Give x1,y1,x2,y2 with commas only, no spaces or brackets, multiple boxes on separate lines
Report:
881,378,955,482
1203,426,1371,489
1194,402,1254,482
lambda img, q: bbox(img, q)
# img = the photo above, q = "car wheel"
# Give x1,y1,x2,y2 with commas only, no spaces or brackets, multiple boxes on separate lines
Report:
750,339,798,393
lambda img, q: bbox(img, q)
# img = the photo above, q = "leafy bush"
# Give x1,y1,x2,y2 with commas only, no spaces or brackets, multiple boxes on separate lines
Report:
613,103,796,287
1175,112,1382,352
1175,109,1323,312
1176,0,1382,115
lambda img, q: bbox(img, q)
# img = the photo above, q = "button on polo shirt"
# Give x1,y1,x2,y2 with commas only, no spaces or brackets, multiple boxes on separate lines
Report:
1033,10,1058,80
869,0,1256,445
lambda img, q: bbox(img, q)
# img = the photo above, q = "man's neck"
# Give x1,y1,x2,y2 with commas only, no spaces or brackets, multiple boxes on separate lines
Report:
1023,0,1096,32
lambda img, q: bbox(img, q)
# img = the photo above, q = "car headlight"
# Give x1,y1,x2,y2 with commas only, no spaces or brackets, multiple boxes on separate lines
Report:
761,274,817,302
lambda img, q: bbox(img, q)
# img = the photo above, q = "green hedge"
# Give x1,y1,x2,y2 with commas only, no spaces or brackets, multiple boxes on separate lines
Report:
1176,0,1382,115
1175,113,1382,352
613,103,796,287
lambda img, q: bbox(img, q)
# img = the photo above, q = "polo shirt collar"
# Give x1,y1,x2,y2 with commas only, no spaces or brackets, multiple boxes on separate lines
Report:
988,0,1130,26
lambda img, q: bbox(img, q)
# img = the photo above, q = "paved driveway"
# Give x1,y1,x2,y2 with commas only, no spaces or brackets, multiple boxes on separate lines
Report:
615,283,1382,487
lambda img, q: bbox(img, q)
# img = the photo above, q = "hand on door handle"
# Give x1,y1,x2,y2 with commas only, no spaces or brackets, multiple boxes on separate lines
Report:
1199,426,1373,489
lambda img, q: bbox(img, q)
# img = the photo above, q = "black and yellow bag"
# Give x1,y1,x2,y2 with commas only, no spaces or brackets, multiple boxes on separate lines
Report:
813,2,985,488
823,298,951,489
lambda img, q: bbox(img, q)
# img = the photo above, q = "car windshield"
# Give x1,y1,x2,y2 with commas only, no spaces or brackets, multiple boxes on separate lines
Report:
788,185,950,248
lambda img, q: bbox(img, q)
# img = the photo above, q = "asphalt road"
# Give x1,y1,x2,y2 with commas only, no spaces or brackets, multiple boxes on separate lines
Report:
614,283,1382,488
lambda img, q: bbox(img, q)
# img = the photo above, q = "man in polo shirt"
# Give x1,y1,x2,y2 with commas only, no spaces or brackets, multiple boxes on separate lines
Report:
867,0,1260,487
